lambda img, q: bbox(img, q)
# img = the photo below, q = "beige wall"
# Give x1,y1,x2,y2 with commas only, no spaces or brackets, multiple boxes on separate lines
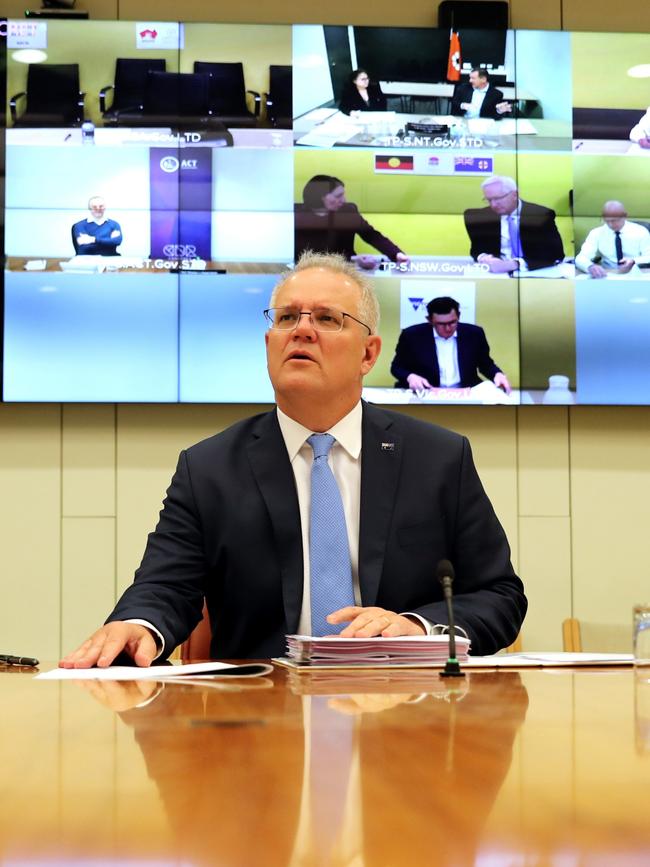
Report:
2,401,649,659
2,0,650,660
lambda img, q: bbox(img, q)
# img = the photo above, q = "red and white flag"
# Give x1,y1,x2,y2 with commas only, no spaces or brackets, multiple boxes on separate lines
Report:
447,29,461,82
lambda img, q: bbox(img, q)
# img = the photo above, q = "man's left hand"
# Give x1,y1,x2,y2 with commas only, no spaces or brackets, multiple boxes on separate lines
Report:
327,606,426,637
495,101,512,115
617,257,635,274
480,255,518,273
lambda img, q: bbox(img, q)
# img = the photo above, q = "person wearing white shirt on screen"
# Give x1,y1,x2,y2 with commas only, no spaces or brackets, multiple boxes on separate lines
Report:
629,108,650,149
575,201,650,278
450,68,512,120
390,296,512,394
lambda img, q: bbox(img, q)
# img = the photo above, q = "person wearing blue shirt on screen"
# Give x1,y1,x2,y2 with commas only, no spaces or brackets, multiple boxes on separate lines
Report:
72,196,123,256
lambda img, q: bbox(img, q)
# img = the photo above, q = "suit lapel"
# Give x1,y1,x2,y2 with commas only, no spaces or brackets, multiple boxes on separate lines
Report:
359,403,403,606
456,324,470,386
246,411,303,633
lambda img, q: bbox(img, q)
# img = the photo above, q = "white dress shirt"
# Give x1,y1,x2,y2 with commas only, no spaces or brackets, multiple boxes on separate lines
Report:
277,403,363,635
630,107,650,143
465,85,489,119
575,220,650,273
433,330,460,387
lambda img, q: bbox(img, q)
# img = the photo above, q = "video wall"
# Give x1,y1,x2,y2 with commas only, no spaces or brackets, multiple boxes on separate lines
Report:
2,20,650,404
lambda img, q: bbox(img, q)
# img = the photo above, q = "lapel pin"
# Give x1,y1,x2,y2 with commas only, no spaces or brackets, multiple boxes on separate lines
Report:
381,442,395,452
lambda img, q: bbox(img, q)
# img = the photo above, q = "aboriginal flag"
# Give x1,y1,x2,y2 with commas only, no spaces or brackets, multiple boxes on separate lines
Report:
447,30,461,82
375,155,414,171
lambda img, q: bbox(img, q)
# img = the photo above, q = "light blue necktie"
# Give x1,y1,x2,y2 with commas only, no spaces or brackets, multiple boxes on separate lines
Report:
307,433,355,637
508,213,522,259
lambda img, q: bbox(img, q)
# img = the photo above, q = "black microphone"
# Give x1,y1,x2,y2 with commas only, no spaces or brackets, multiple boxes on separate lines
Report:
437,559,465,678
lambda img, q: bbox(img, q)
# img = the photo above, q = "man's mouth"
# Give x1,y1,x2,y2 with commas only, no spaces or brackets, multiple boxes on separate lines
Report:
286,352,315,362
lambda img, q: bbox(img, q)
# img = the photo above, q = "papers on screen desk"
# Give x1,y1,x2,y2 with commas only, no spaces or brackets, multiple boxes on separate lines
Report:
284,634,470,667
36,661,273,681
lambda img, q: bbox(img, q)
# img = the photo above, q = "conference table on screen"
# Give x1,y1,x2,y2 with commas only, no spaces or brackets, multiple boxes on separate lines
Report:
573,139,650,155
294,110,571,151
5,127,293,149
6,257,283,274
2,662,649,865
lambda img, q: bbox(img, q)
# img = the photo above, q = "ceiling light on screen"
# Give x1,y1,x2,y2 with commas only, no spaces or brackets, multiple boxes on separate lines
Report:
12,49,48,64
627,64,650,78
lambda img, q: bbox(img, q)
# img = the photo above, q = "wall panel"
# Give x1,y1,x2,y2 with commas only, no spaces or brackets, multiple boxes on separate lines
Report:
0,405,62,660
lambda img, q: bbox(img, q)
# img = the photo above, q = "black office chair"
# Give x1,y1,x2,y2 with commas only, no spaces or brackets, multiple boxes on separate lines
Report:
265,65,292,128
10,63,85,127
140,70,211,124
193,61,260,127
100,57,167,125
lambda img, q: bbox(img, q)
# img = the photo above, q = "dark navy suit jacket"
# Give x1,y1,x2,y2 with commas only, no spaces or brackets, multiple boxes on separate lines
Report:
108,403,526,658
450,83,508,119
464,200,565,271
390,322,501,389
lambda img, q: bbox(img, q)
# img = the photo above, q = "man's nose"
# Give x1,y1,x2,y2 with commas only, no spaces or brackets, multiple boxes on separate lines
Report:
293,312,317,337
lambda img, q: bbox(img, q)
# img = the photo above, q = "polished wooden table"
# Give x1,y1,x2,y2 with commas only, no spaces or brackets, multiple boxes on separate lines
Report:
1,663,649,865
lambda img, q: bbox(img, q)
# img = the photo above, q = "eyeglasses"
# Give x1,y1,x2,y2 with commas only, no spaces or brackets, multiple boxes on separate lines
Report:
264,306,371,334
483,191,514,204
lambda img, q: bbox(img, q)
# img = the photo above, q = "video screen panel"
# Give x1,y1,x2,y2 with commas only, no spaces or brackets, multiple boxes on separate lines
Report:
2,20,650,405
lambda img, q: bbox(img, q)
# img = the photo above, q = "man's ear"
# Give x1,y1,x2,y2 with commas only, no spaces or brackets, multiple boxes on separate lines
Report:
361,335,382,376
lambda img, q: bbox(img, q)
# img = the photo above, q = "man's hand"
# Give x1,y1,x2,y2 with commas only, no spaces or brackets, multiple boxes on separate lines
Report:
495,101,512,115
477,254,518,273
395,252,410,265
406,373,432,392
617,257,635,274
638,137,650,149
76,233,94,245
59,622,157,669
493,372,512,394
354,254,380,271
587,263,607,279
327,606,427,638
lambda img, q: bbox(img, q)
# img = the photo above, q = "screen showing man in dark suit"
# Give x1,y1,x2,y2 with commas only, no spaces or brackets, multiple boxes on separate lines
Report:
391,296,511,394
464,175,565,273
450,68,512,120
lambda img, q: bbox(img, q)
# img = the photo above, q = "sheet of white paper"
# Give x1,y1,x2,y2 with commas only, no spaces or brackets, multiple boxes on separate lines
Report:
36,661,273,681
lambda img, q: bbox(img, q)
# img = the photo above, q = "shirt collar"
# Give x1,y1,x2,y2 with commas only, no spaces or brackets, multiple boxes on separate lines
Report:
604,221,626,234
433,329,458,343
276,401,362,462
87,215,107,225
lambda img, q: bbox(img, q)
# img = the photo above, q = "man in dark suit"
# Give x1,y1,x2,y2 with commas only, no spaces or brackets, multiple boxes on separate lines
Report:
464,175,565,273
391,296,511,393
60,253,525,668
450,68,512,120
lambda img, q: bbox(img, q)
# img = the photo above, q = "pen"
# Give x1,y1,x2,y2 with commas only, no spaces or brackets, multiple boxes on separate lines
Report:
0,654,39,667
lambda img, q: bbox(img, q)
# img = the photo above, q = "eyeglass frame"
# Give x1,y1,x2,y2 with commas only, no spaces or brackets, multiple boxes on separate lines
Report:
263,306,372,335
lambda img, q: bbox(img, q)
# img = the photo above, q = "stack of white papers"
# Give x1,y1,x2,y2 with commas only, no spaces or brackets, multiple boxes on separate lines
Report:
285,634,470,667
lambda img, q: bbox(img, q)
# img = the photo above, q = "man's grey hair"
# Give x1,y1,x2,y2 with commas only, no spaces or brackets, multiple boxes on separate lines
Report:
269,251,380,334
480,175,518,193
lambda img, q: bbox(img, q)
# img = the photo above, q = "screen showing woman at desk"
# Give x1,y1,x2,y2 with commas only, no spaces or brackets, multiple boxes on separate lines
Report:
294,174,409,268
338,69,387,115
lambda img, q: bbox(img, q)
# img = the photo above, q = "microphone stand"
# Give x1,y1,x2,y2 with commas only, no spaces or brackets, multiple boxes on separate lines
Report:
439,575,465,678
